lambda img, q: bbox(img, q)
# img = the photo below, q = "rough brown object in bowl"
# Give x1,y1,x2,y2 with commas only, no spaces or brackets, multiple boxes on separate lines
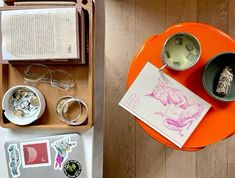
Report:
216,66,233,96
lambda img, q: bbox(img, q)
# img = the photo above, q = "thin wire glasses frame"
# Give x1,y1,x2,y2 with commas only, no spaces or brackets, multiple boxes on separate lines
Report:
23,63,75,90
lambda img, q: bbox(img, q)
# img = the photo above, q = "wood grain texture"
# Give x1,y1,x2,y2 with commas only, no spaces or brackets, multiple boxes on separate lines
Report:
229,0,235,38
135,1,166,178
228,1,235,177
165,1,197,178
166,0,196,27
136,124,166,178
166,149,196,178
196,1,229,178
104,0,136,178
135,0,166,46
196,140,228,178
197,0,229,32
228,136,235,178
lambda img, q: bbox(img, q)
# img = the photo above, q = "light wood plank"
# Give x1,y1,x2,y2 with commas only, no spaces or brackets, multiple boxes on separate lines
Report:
165,1,197,178
197,0,229,32
196,140,228,178
166,0,196,27
135,1,166,178
104,0,136,178
166,149,196,178
228,136,235,178
229,0,235,37
196,1,229,178
228,1,235,177
136,124,166,178
135,0,166,47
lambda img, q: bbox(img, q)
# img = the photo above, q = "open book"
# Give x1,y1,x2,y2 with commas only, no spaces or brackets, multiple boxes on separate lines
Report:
1,7,80,61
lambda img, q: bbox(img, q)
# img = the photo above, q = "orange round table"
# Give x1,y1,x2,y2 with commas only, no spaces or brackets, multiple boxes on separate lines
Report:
127,23,235,151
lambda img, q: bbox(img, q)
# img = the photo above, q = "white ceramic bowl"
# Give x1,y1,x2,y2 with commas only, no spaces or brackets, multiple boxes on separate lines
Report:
2,85,46,126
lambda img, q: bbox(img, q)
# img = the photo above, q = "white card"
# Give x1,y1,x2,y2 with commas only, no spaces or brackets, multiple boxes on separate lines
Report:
119,62,211,148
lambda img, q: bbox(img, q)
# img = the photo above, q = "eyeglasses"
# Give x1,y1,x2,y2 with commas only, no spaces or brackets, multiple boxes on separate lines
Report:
24,64,75,90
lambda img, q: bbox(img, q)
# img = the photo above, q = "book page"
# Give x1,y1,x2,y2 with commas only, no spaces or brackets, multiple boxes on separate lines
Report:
1,8,79,60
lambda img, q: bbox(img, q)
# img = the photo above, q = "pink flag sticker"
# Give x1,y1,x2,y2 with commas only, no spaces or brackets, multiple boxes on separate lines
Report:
20,140,51,168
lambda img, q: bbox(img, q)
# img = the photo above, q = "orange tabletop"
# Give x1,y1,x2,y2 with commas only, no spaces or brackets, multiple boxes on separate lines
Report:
127,23,235,150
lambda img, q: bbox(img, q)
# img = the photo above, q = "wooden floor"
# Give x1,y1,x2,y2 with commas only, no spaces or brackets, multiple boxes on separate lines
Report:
104,0,235,178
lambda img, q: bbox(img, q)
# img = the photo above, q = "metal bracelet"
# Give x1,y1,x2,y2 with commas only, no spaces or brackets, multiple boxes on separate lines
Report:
56,96,88,126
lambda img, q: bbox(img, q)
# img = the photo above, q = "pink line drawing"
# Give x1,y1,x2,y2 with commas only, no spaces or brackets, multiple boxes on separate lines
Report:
146,79,204,136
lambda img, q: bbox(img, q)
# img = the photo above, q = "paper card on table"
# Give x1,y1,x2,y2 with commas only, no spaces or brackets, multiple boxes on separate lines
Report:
119,62,211,148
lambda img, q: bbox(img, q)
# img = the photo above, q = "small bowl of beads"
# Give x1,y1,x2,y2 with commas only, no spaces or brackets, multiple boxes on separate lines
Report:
2,85,46,125
202,52,235,102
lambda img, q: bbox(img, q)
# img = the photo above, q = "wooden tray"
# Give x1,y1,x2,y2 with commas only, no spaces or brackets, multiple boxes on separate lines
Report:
0,0,94,129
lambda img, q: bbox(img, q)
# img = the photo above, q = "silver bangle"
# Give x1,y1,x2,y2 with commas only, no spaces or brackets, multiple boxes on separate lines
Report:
56,96,88,126
56,96,82,122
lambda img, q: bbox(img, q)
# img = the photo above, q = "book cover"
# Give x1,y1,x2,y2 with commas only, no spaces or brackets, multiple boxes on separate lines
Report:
119,62,211,148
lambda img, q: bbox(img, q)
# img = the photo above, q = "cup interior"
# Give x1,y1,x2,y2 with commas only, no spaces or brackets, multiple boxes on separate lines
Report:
162,33,201,71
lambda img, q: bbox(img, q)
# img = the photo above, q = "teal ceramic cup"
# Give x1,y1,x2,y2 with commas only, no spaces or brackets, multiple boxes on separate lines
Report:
202,52,235,102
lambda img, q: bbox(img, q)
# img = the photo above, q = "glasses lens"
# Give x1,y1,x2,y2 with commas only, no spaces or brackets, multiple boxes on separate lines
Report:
51,70,75,90
24,64,48,82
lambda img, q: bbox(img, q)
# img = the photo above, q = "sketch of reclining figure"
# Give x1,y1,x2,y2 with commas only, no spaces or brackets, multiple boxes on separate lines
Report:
146,79,204,136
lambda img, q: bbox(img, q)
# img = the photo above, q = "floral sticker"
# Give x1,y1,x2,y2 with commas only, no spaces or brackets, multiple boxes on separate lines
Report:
51,137,77,170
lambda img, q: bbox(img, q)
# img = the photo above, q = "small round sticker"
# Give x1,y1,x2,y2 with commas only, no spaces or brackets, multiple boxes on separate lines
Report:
63,160,82,178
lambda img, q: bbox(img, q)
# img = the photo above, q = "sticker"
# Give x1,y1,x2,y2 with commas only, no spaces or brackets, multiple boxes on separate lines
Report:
20,140,51,168
63,160,82,178
51,137,77,170
8,144,21,177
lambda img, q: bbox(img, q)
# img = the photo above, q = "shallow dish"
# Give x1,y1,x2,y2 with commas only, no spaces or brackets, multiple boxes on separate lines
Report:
202,52,235,102
2,85,46,125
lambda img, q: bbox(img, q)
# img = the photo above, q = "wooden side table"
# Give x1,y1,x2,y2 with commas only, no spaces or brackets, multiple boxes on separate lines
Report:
127,23,235,151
